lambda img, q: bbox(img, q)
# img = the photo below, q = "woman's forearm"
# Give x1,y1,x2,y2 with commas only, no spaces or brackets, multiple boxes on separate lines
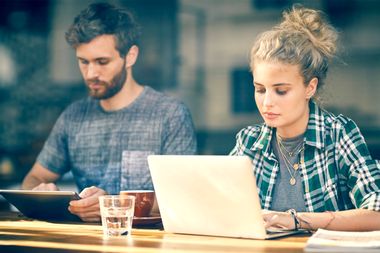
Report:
298,209,380,231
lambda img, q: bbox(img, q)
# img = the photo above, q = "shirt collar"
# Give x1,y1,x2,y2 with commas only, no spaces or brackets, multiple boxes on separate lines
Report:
249,124,274,156
249,101,326,154
304,101,326,150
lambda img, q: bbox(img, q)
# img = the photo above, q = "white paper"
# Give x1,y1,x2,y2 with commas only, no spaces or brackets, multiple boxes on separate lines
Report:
305,229,380,252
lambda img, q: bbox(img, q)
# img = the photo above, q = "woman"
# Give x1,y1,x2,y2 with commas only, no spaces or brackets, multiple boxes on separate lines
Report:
230,5,380,231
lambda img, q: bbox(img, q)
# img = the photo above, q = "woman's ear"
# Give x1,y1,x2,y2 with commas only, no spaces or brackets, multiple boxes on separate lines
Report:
306,77,318,99
125,45,139,68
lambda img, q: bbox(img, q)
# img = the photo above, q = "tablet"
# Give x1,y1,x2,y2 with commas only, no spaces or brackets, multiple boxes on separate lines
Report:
0,189,82,222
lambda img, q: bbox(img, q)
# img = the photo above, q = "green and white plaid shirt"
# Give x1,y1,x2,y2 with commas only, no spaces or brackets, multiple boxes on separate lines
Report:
230,101,380,212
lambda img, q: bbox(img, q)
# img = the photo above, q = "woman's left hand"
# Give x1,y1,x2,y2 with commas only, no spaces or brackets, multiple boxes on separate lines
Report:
262,210,295,230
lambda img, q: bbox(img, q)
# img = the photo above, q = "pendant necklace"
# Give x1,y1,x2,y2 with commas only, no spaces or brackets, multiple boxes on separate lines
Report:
278,144,297,185
277,135,305,172
277,136,304,186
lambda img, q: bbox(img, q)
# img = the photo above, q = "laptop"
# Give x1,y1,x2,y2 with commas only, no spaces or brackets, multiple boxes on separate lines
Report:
0,189,81,222
148,155,307,239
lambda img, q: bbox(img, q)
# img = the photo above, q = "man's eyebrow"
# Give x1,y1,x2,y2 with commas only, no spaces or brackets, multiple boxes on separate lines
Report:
76,56,90,61
76,56,110,61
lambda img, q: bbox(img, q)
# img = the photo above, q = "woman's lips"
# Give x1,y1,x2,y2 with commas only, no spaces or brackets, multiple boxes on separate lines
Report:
263,112,280,120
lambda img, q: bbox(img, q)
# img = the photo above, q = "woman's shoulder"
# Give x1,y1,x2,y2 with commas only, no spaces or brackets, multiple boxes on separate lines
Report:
235,124,266,140
321,108,362,137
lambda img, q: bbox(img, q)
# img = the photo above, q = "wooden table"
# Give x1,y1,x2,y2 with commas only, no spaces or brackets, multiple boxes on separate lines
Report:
0,212,309,253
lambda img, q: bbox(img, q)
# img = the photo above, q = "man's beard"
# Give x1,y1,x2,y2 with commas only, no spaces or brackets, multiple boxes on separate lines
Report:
86,62,127,100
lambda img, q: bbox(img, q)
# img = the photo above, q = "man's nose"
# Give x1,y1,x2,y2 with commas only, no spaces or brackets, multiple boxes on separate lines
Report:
85,63,100,79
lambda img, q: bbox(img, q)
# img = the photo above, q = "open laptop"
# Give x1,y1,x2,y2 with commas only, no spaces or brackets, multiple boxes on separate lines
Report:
148,155,307,239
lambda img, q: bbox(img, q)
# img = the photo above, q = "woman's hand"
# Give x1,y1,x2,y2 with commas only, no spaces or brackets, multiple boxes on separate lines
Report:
262,210,295,230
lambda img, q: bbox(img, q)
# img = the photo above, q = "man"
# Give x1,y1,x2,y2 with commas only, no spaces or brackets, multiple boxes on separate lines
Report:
22,3,197,221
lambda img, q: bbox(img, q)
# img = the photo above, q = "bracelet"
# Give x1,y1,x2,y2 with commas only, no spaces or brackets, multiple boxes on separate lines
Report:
322,211,335,229
297,214,313,231
286,209,300,230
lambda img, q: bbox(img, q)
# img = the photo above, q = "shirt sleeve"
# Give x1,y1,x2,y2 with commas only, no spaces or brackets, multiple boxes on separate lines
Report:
229,128,245,156
161,102,197,155
337,119,380,211
36,111,70,175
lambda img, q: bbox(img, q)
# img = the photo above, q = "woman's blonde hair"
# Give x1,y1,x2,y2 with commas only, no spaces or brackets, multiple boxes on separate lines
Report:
250,5,338,93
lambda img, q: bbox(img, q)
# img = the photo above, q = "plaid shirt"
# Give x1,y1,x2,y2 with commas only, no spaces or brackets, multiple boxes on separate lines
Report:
230,101,380,212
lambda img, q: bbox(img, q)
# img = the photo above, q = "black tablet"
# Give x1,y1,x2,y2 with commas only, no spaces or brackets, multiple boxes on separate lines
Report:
0,189,82,222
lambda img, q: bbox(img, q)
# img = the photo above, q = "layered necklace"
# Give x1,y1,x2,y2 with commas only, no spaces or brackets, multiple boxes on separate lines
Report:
276,134,305,185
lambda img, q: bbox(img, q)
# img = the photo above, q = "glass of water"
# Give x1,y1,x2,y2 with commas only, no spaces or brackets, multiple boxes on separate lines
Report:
99,195,136,237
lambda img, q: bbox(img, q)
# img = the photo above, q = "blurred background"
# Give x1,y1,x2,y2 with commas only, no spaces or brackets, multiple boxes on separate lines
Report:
0,0,379,200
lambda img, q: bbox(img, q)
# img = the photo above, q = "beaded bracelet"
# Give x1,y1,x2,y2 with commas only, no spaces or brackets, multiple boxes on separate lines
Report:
322,211,336,229
286,209,300,230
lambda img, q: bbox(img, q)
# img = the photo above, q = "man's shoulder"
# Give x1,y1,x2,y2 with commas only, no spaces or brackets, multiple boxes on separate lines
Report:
144,86,181,103
60,97,94,119
142,86,188,111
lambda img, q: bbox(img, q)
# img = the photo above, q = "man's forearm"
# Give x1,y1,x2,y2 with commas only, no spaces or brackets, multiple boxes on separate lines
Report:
21,163,60,190
21,175,43,190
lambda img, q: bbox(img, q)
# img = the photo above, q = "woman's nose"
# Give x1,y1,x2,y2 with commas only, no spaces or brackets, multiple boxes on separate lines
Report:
263,91,274,107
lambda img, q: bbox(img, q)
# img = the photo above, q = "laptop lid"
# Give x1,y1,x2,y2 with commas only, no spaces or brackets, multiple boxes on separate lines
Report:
148,155,272,239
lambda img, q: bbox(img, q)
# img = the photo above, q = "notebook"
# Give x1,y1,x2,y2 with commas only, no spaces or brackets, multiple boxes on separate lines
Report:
148,155,307,239
0,189,81,222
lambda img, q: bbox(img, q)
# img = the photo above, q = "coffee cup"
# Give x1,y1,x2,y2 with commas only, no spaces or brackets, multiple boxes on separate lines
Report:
120,190,159,217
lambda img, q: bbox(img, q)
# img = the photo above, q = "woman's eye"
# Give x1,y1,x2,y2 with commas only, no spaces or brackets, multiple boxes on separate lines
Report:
255,88,265,94
276,89,287,95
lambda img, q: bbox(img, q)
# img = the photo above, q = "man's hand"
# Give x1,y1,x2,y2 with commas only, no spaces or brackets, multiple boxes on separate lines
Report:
32,183,59,191
68,186,107,222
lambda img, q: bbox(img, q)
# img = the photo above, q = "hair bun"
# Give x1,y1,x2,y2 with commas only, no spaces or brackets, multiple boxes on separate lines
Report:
278,5,338,59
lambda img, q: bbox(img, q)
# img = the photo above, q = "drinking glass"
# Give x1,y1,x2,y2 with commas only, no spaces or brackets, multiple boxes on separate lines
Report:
99,195,135,237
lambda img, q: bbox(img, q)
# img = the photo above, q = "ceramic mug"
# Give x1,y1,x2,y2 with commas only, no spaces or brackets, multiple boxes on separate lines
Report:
120,190,158,217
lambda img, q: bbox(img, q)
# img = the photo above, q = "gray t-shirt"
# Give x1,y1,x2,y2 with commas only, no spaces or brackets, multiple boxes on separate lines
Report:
37,86,197,194
270,134,306,212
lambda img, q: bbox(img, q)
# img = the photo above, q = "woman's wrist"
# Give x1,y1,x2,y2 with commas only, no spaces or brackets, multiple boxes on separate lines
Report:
296,213,313,230
286,209,300,230
294,211,336,231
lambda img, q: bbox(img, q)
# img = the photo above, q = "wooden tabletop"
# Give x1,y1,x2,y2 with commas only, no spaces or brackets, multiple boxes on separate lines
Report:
0,212,309,253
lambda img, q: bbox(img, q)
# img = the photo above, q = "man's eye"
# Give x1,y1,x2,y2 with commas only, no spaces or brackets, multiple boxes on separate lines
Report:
98,60,109,65
79,59,89,65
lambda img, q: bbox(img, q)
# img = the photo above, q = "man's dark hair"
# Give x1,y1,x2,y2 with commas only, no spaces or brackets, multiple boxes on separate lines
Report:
65,2,141,57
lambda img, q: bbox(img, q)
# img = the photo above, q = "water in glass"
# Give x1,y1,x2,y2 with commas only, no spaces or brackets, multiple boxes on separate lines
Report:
101,207,133,236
